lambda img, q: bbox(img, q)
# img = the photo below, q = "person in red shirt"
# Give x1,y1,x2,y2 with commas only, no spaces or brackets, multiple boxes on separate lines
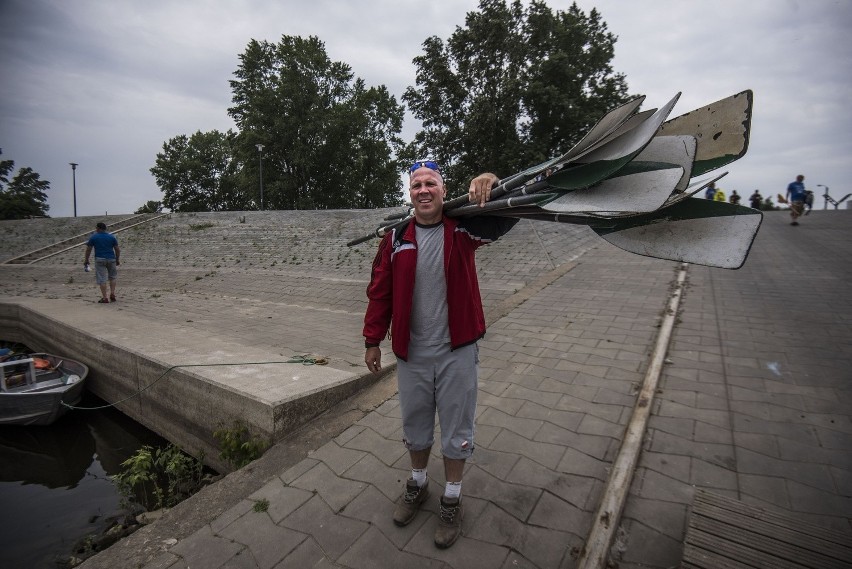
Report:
363,161,517,548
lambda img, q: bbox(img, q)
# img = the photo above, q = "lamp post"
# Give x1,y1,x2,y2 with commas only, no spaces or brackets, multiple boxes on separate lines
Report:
817,184,828,210
256,144,265,210
69,162,78,217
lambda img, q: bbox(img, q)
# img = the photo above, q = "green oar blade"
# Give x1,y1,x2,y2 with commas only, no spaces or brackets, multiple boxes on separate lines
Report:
658,90,752,176
593,197,762,269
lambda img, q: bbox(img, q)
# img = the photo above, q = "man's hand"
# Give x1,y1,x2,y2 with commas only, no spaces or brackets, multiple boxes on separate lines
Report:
469,172,499,207
365,346,382,373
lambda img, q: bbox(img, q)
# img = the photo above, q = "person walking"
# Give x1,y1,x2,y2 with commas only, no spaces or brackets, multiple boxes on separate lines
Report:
363,160,517,549
713,186,726,202
729,190,741,205
704,181,717,200
749,190,762,209
84,222,121,303
786,174,807,225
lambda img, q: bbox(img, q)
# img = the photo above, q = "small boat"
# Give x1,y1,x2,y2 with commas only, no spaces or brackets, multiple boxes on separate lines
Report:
0,352,88,426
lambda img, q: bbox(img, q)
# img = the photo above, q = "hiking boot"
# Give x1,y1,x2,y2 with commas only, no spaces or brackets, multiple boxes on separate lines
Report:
434,496,463,548
393,478,429,527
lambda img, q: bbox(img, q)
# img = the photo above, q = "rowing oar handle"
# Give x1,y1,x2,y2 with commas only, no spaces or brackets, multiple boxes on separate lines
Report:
346,215,413,247
346,233,379,247
442,170,537,213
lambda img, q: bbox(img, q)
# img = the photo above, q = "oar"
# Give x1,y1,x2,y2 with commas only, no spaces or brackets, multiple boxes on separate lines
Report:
558,96,647,162
592,198,762,269
446,193,560,217
634,135,697,193
346,215,412,246
539,163,683,215
480,197,761,269
543,93,681,192
565,108,656,163
441,95,649,213
657,89,753,176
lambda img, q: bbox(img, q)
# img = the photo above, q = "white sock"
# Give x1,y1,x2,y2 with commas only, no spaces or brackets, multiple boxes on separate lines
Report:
444,481,462,499
412,468,427,487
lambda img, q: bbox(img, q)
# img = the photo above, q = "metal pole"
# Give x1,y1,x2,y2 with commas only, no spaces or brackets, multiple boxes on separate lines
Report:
817,184,828,210
69,163,78,217
256,144,265,210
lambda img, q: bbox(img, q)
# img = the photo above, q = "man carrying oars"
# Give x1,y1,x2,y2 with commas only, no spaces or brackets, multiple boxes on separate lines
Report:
363,160,517,548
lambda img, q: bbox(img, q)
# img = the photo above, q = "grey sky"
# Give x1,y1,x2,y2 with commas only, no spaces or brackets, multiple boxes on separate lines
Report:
1,0,850,217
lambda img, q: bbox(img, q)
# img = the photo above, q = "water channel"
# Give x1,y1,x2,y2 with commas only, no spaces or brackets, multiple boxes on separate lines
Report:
0,362,170,568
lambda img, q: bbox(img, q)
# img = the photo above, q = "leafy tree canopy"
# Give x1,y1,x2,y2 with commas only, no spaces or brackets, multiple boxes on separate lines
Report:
402,0,631,192
150,129,247,212
0,151,51,219
228,35,405,209
135,200,164,214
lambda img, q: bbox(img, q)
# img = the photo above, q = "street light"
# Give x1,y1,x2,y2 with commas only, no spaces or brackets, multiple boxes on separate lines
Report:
256,144,265,210
69,162,78,217
816,184,828,210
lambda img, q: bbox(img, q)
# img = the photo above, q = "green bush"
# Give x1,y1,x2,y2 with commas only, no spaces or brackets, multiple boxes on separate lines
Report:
213,421,270,469
112,444,206,511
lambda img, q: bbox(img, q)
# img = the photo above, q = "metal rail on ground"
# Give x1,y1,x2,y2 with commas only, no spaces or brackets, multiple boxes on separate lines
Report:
2,213,170,265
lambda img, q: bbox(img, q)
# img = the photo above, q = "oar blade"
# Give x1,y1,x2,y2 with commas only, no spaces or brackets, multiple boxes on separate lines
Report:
545,93,682,191
560,96,647,162
658,90,753,176
543,164,683,214
593,198,762,269
635,135,697,193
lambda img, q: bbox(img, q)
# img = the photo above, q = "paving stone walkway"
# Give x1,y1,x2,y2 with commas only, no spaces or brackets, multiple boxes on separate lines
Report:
1,208,849,568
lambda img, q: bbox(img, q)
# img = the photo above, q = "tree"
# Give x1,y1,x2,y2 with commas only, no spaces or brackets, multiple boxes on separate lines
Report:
0,151,51,219
402,0,631,191
150,130,247,212
135,200,163,214
228,35,405,210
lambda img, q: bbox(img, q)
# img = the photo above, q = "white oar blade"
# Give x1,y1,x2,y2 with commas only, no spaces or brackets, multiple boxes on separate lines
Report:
577,93,681,163
561,96,646,162
594,198,762,269
658,90,752,176
543,165,683,214
566,109,656,163
635,135,697,192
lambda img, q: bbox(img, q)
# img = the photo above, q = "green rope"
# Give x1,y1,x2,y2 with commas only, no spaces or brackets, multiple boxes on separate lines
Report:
61,355,328,411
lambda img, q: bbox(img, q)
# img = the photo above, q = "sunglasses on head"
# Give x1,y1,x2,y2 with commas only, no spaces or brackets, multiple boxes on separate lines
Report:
409,160,442,175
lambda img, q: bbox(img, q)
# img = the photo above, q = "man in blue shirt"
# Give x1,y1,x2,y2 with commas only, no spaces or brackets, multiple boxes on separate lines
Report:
704,181,717,200
785,174,806,226
84,222,121,303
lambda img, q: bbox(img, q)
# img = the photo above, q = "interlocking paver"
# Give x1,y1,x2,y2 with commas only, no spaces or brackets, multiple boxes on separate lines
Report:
218,510,305,569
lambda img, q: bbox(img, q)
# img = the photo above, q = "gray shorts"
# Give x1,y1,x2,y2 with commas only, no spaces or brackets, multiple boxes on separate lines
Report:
397,342,478,460
94,257,117,285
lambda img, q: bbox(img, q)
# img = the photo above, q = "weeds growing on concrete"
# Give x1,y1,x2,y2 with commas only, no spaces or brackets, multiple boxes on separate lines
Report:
213,421,270,469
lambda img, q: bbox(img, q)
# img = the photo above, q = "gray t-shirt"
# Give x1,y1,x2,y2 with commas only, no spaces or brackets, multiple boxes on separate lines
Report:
409,222,450,346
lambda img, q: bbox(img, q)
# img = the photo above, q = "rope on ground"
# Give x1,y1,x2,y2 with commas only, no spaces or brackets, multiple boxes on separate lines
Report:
61,355,329,411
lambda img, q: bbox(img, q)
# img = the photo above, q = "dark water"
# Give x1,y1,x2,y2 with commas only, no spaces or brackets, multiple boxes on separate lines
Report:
0,390,168,569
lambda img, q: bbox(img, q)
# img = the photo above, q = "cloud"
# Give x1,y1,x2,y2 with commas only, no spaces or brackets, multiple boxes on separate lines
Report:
1,0,850,217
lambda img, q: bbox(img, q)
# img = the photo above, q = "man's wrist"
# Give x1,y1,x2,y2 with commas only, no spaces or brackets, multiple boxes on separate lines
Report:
365,341,379,349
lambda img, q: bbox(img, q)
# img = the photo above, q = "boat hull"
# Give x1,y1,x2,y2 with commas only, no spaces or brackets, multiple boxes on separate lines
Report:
0,353,88,426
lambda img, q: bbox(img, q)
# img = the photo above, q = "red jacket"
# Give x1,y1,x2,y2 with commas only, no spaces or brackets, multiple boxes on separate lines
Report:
363,215,517,360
